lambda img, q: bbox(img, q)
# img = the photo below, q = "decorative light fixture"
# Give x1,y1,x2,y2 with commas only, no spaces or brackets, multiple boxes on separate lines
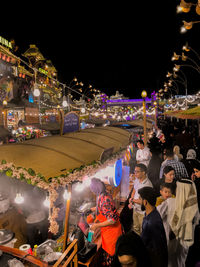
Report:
81,107,86,113
182,42,190,52
3,100,7,106
63,187,71,200
103,114,107,119
166,72,172,78
14,193,24,204
62,96,68,107
196,1,200,15
141,90,147,98
33,84,40,97
181,52,187,61
180,20,200,33
178,0,192,13
172,52,180,61
43,192,50,208
173,64,180,72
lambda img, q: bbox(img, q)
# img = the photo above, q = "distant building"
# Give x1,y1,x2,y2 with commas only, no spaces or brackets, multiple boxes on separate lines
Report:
110,91,128,100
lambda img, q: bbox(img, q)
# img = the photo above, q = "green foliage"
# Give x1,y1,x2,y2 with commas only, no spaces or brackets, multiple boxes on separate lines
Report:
20,173,25,180
27,168,36,176
5,169,13,177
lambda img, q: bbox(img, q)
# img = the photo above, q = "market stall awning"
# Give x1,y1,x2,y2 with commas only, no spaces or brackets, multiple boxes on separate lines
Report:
0,126,130,179
112,119,153,129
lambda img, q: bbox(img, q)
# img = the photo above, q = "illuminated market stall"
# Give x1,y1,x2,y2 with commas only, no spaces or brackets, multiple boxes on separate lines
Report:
0,126,130,265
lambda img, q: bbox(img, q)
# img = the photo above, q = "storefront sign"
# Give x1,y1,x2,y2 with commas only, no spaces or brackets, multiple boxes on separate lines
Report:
62,112,79,134
106,159,122,187
39,68,48,76
113,159,123,187
0,36,12,49
49,115,56,123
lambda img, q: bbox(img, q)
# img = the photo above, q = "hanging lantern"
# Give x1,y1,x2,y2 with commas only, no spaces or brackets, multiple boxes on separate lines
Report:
63,188,71,200
14,193,24,204
62,96,68,107
43,192,50,208
81,107,86,113
33,87,40,97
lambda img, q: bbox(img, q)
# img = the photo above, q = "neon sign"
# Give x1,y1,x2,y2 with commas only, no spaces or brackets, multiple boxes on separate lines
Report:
0,36,12,49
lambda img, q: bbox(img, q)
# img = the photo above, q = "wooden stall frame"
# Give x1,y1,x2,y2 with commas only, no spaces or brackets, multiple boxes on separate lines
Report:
0,245,48,267
63,185,72,252
53,239,78,267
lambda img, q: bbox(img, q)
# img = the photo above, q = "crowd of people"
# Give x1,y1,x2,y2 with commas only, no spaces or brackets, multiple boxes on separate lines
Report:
89,118,200,267
118,119,200,267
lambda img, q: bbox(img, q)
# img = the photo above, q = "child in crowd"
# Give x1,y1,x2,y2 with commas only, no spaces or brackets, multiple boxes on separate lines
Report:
156,183,175,207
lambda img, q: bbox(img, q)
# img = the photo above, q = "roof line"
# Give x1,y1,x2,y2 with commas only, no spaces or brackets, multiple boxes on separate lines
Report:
15,143,85,164
61,136,106,149
98,127,130,137
80,130,123,143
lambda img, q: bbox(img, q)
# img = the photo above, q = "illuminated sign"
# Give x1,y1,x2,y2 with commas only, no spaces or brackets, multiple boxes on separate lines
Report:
62,112,80,134
0,36,12,49
39,68,48,76
106,159,123,187
114,159,122,187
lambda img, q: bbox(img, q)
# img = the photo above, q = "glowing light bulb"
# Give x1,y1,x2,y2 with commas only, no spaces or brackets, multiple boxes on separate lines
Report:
33,88,40,97
81,108,86,113
3,100,7,106
75,183,84,192
62,96,68,107
141,90,147,98
15,193,24,204
43,195,50,207
63,189,71,200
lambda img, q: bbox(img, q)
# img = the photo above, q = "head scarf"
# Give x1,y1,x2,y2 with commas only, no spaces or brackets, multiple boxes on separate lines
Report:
186,149,196,160
169,179,199,247
90,178,106,195
173,145,183,160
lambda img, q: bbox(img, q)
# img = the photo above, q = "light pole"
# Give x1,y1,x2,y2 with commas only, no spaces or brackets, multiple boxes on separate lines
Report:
153,101,157,128
33,69,41,125
141,90,147,146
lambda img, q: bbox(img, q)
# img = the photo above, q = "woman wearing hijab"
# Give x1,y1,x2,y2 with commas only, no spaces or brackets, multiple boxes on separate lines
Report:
181,148,200,179
90,178,122,266
173,145,183,161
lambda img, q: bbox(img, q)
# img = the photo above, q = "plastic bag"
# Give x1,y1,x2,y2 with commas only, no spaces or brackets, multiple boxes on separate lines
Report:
44,245,53,255
8,258,25,267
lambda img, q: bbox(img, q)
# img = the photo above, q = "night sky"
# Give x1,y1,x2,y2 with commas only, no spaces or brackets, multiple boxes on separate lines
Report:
1,0,200,99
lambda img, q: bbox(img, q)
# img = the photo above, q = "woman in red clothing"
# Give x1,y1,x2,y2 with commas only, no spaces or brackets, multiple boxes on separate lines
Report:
90,178,122,266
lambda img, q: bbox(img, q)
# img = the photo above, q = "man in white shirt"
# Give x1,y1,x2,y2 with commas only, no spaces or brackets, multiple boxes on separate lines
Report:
136,140,151,167
128,163,153,235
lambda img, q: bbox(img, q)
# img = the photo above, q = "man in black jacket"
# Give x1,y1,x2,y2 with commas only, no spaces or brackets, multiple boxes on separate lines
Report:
138,187,168,267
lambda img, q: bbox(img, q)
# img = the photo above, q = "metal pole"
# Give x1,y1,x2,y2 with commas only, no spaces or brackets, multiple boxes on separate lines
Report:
63,185,71,252
143,99,147,146
185,86,188,126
